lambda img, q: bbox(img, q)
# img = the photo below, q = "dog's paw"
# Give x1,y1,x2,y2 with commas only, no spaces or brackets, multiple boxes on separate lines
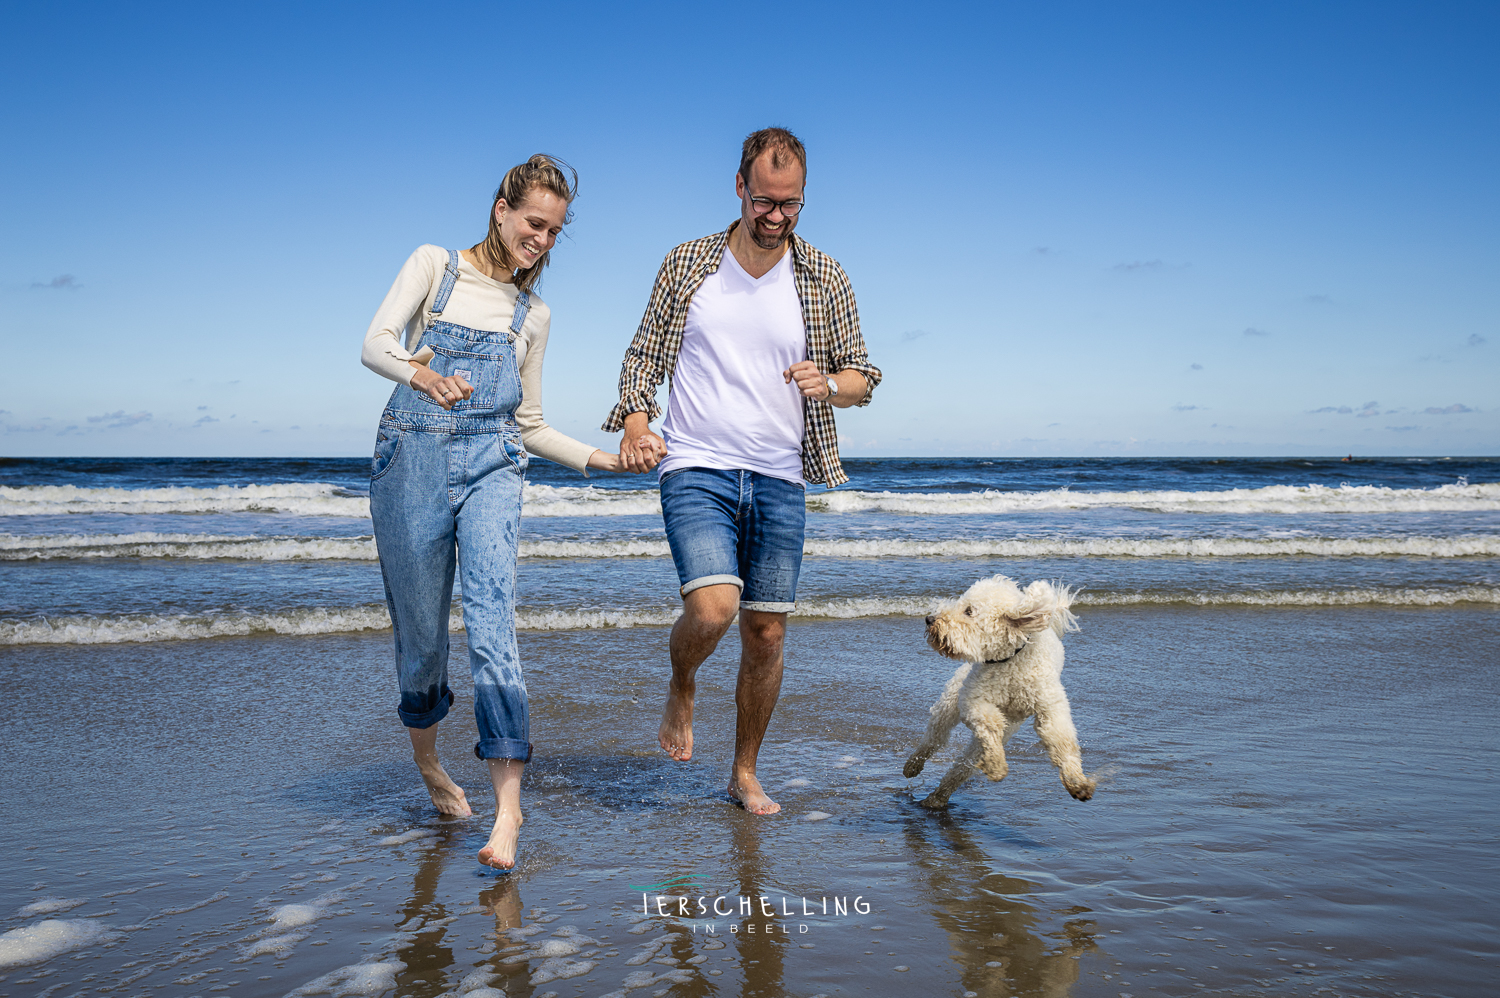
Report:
1066,778,1096,801
902,757,926,778
917,793,948,810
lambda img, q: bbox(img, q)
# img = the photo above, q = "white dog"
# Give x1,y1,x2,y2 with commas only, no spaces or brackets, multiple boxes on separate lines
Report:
903,575,1096,809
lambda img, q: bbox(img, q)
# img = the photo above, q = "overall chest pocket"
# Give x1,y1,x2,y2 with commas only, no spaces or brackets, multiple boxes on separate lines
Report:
419,340,508,411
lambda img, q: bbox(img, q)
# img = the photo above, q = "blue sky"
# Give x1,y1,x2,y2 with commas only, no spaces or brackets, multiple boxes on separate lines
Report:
3,0,1496,459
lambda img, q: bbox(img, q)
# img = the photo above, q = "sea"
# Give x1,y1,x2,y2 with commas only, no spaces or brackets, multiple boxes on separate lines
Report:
1,455,1497,997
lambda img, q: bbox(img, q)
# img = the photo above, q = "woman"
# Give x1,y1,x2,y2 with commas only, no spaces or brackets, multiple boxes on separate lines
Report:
361,155,619,869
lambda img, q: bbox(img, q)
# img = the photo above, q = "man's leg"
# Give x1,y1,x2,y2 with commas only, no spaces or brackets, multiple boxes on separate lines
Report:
728,471,806,816
659,583,740,760
728,608,787,815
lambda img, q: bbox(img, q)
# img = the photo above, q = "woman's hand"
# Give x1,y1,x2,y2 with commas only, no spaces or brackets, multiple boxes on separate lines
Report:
587,449,625,474
408,362,473,410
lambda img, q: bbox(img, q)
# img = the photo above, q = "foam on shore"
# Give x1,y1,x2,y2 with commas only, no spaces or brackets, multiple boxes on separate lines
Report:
5,587,1496,644
0,919,121,968
8,531,1497,562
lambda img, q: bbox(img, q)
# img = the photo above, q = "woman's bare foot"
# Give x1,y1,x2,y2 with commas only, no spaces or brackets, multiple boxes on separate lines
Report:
416,758,472,816
728,772,780,815
477,808,523,869
658,682,695,761
409,725,472,816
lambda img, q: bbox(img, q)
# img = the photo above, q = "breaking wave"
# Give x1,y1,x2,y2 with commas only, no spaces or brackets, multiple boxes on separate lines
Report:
4,479,1495,519
0,482,660,519
6,588,1495,644
809,481,1500,515
6,532,1497,562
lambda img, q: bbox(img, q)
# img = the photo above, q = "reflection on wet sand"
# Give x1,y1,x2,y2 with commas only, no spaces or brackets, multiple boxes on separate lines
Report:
392,824,457,994
901,810,1099,997
726,814,788,998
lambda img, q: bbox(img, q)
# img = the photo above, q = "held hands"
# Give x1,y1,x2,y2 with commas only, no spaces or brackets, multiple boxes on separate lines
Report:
408,362,473,411
620,412,667,473
784,360,831,401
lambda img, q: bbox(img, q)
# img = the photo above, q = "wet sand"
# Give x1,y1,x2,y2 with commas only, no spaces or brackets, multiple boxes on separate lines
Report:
2,608,1498,997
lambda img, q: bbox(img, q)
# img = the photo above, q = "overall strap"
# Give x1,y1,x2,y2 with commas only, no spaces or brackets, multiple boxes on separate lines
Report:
509,287,532,336
430,249,461,318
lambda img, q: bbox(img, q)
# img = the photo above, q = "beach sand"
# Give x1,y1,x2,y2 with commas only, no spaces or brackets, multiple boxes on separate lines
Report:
2,608,1497,997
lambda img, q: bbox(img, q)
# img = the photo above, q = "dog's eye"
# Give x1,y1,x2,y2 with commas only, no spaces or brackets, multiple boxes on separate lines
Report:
964,606,974,617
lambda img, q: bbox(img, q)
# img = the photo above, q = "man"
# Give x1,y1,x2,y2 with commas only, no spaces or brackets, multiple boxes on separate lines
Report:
603,127,882,815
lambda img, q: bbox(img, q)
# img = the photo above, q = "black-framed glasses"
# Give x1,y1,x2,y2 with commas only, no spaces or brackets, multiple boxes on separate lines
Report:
747,195,804,217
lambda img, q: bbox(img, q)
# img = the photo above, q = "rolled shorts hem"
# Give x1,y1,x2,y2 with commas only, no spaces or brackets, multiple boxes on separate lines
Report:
397,688,454,729
680,574,744,598
741,600,795,613
474,738,533,762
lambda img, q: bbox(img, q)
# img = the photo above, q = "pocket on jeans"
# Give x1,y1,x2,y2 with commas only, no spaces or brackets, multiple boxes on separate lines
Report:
371,426,404,481
501,433,528,473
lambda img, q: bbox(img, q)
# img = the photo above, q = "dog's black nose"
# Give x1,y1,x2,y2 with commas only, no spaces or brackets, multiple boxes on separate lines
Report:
925,615,935,626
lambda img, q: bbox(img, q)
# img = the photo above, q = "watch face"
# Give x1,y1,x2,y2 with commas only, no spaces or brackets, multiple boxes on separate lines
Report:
827,377,838,396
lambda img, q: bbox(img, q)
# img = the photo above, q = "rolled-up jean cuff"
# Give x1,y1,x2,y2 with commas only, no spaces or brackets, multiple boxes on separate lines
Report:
741,600,795,613
474,738,533,762
681,574,744,597
397,687,454,729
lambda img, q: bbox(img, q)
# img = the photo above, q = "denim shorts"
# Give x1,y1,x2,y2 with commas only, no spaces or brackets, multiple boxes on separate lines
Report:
659,467,806,612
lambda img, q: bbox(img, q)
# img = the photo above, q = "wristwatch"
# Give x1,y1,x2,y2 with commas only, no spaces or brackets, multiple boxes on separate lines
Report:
825,376,839,399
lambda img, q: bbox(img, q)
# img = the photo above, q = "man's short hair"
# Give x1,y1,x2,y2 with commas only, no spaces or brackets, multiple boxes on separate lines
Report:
738,127,807,185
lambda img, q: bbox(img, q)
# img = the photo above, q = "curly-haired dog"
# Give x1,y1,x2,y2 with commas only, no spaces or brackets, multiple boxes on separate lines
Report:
903,575,1095,809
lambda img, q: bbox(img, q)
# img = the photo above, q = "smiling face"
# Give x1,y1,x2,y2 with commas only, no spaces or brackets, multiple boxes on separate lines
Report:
735,150,804,250
495,188,569,271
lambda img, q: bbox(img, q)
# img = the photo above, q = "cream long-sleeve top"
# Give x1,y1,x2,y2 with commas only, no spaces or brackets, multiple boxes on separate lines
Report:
361,245,598,474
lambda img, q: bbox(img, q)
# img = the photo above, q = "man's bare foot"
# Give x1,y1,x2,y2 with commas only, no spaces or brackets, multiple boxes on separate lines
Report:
415,756,472,816
658,684,695,761
727,773,780,815
477,808,523,870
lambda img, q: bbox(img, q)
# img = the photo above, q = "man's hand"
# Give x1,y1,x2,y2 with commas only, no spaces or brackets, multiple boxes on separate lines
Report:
784,360,831,401
620,412,667,472
408,362,473,411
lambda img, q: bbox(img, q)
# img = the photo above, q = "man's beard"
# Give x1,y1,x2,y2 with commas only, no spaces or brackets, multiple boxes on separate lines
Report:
749,215,794,250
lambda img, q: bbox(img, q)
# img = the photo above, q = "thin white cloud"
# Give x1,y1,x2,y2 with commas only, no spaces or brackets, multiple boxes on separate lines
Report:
1423,404,1475,415
1243,327,1270,337
1468,334,1487,347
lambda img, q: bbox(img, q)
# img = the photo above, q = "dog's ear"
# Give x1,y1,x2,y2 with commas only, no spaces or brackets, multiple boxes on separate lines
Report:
1006,581,1080,636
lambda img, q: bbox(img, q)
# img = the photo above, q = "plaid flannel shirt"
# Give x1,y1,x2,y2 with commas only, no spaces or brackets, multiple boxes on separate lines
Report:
603,222,882,488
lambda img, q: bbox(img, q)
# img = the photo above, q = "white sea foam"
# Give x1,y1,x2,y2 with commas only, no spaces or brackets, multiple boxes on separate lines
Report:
0,919,122,968
377,829,438,846
0,532,380,561
1078,586,1500,607
16,897,86,917
7,587,1496,645
6,479,1493,519
0,482,370,518
0,481,661,519
802,535,1500,559
0,605,396,645
10,531,1496,562
809,481,1500,515
286,960,406,996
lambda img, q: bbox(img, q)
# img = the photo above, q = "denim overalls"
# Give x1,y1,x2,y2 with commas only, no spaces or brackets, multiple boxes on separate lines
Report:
369,249,533,761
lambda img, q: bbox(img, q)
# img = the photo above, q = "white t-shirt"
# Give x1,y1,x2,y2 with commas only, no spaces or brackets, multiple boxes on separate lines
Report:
658,247,808,485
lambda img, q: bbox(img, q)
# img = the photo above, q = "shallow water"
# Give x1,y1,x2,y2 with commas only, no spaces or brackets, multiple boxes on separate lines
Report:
3,608,1497,997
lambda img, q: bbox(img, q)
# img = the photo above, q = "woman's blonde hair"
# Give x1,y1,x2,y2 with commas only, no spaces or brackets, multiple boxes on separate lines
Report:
474,154,577,293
